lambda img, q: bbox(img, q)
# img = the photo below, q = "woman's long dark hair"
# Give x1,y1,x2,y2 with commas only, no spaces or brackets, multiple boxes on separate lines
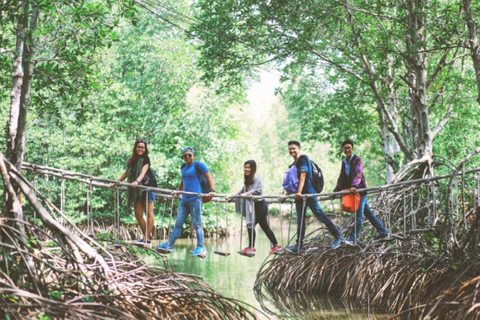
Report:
244,160,257,186
128,139,149,167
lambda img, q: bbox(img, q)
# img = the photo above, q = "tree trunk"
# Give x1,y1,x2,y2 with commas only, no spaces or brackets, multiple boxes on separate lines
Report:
0,154,42,294
344,1,413,164
385,55,400,182
406,0,433,160
12,6,40,171
6,1,27,163
463,0,480,104
382,119,396,183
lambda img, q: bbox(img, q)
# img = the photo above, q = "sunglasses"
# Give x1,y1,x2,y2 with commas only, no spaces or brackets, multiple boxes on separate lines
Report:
136,139,146,143
182,153,193,159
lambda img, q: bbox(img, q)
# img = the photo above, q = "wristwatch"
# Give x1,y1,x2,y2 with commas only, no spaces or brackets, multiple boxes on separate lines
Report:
210,189,216,192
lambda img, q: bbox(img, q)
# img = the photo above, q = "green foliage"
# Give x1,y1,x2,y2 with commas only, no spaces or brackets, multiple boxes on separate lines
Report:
433,102,480,169
97,232,116,241
0,0,125,120
193,0,480,175
2,294,19,303
1,0,251,225
48,290,63,300
2,0,479,236
44,241,58,248
128,245,151,256
280,74,388,184
82,295,95,303
268,207,280,216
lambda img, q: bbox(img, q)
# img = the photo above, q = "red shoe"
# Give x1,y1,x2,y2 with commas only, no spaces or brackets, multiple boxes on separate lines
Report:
269,244,283,254
240,247,256,253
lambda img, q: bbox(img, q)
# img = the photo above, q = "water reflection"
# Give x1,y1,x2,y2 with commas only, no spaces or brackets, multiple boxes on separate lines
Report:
255,288,388,319
148,221,389,319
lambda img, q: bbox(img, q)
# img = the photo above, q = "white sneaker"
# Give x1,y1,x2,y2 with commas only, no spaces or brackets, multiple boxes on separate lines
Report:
344,238,356,246
134,239,151,246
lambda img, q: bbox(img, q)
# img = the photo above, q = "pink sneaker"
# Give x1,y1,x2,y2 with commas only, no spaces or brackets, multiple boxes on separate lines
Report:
240,247,256,253
269,244,282,254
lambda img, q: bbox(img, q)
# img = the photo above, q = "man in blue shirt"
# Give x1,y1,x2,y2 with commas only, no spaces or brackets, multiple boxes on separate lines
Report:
286,141,343,253
157,147,215,256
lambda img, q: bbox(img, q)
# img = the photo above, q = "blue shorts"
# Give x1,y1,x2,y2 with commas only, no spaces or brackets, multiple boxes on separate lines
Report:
135,191,155,203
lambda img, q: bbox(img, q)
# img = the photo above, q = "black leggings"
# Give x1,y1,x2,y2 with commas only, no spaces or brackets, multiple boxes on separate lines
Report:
247,200,278,248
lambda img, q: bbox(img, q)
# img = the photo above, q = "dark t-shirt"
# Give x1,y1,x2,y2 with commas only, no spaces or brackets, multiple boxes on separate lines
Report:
140,156,151,167
128,156,152,186
295,155,315,194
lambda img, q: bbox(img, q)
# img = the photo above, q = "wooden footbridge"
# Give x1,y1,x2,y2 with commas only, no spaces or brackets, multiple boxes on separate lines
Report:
17,159,480,252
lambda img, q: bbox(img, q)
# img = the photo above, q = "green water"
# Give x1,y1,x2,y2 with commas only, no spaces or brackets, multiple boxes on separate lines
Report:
149,222,389,319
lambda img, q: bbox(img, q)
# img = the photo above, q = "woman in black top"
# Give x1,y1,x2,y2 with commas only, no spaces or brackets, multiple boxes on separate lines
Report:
110,139,155,245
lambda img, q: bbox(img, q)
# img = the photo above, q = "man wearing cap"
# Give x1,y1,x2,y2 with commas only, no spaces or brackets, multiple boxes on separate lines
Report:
157,147,215,256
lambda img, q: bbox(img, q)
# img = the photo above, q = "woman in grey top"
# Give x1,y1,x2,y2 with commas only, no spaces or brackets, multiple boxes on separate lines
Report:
235,160,282,255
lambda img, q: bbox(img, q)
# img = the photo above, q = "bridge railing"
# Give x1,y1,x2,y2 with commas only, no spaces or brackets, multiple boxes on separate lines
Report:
20,162,480,244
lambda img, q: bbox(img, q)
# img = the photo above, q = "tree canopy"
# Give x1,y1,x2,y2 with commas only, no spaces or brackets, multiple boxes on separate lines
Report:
1,0,480,210
193,0,480,180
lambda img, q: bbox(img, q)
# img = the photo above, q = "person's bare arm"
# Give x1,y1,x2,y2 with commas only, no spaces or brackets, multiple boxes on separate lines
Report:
109,169,128,188
295,172,307,200
205,172,216,196
173,181,183,199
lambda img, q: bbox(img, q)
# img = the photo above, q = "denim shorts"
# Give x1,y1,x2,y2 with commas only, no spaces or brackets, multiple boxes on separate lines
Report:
135,191,155,203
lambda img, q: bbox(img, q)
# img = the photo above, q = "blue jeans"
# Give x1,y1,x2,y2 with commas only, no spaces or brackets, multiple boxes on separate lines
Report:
134,191,155,203
295,196,341,246
350,195,388,239
168,198,204,248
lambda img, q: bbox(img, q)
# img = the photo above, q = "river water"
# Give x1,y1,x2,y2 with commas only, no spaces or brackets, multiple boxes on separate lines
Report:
148,222,389,319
